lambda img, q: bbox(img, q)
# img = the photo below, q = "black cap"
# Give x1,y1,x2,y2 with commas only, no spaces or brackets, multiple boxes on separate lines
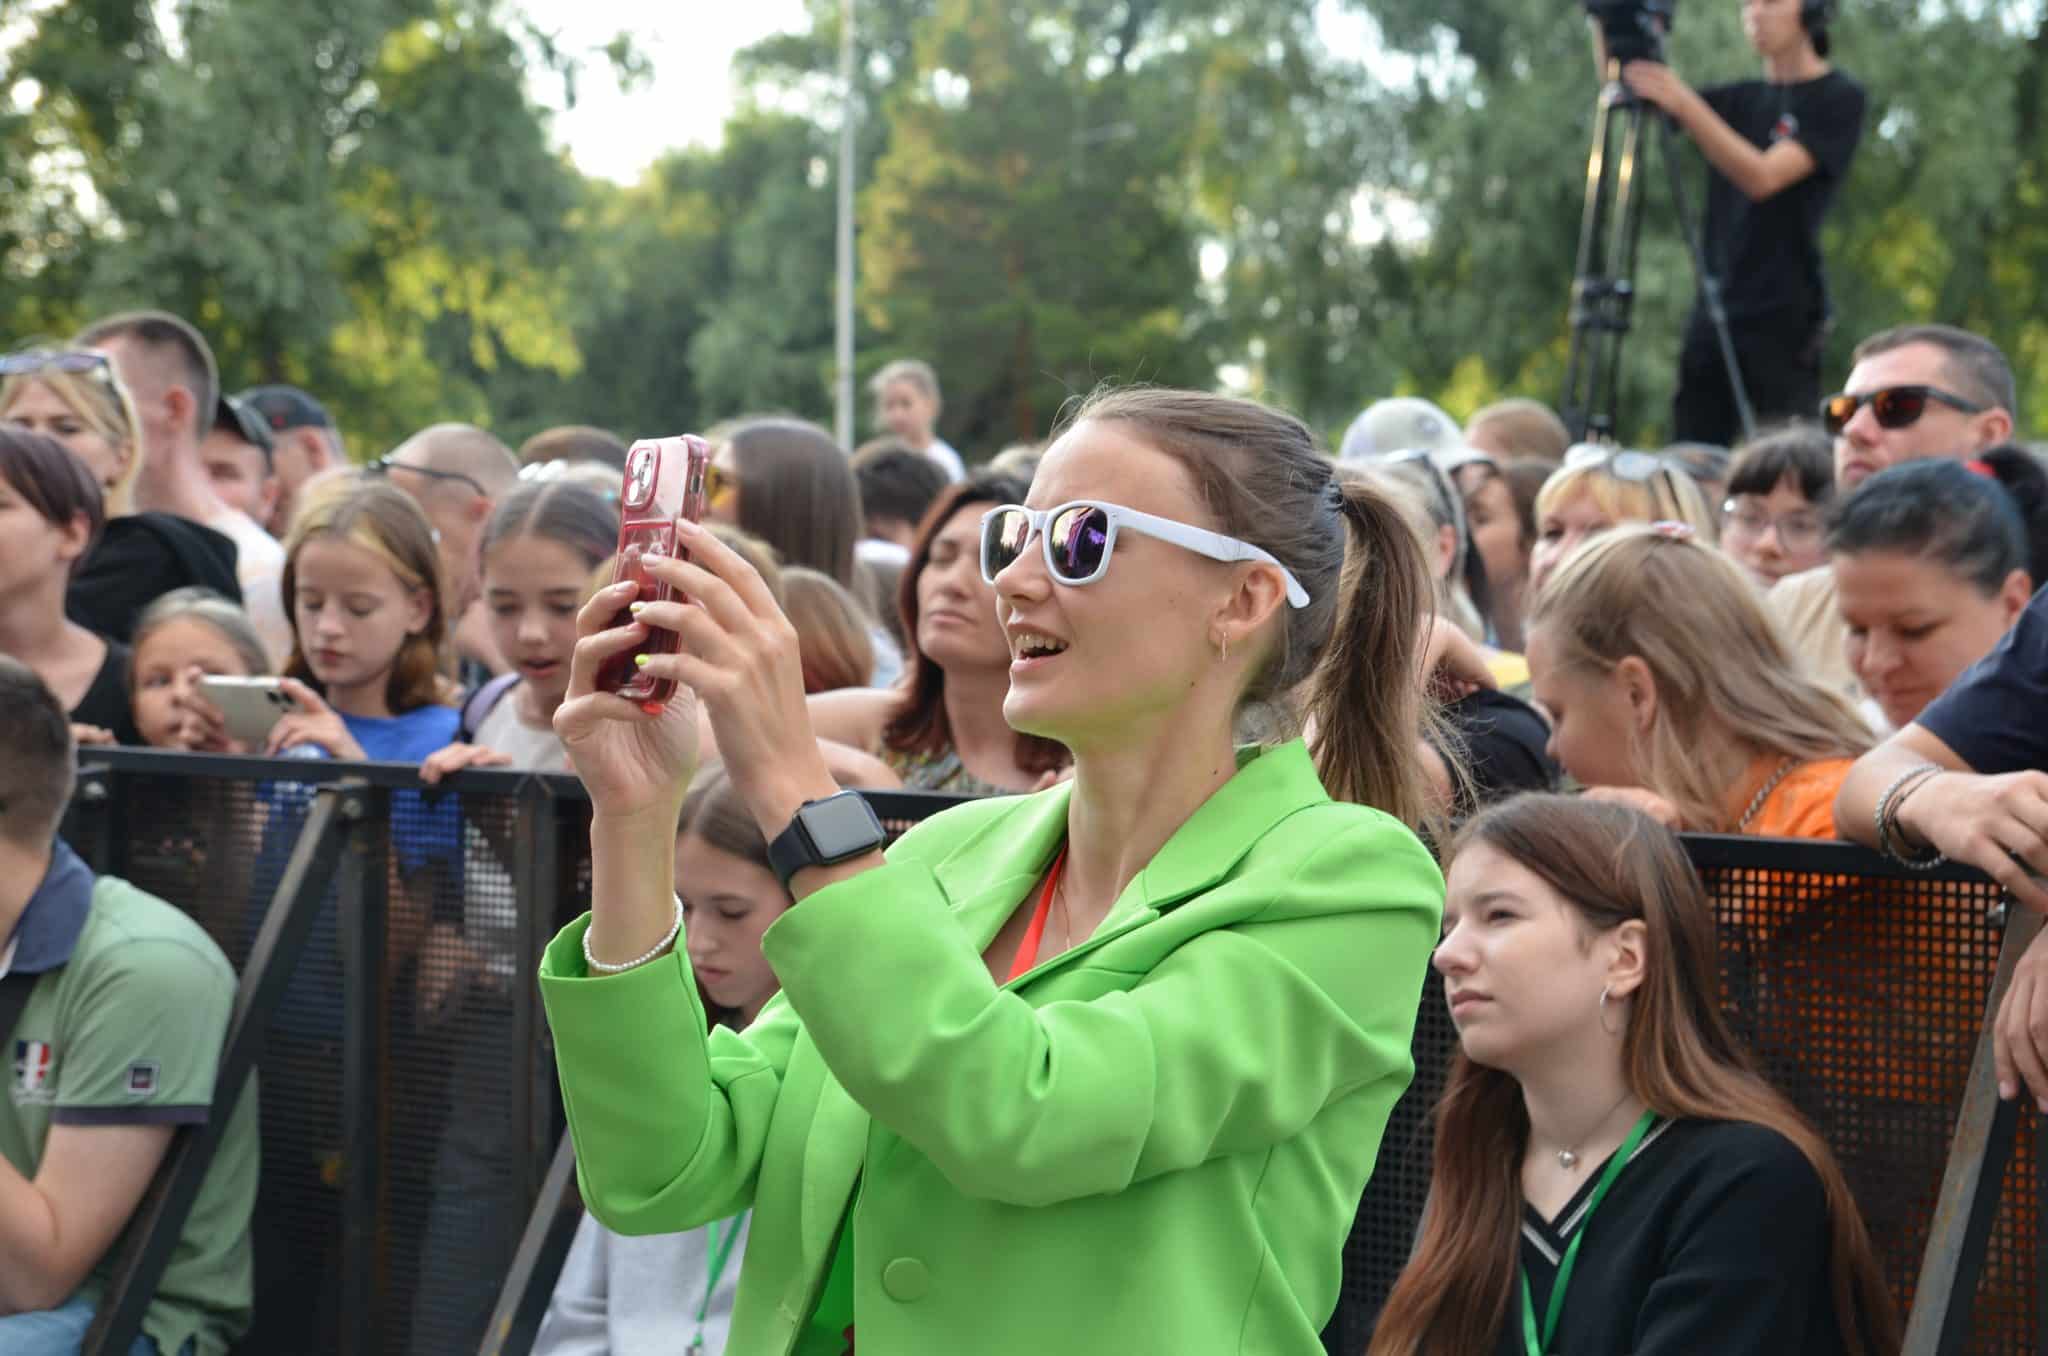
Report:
213,394,275,460
240,384,333,433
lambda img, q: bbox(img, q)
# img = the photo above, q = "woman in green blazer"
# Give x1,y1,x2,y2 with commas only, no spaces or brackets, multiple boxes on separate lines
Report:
541,387,1448,1354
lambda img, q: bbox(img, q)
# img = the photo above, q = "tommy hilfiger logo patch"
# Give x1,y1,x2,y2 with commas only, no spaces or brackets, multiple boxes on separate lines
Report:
14,1039,54,1098
126,1061,160,1096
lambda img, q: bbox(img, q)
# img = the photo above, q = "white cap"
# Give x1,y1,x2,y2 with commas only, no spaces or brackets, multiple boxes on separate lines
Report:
1338,397,1462,464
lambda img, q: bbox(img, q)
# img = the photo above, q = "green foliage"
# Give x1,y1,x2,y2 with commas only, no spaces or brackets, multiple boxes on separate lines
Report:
7,0,2048,463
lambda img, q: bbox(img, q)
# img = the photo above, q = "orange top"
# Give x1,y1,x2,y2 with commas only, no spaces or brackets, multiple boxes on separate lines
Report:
1723,755,1853,839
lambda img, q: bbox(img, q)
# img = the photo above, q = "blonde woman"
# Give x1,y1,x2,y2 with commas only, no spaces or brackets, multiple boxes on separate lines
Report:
1527,446,1718,594
1525,523,1872,836
0,345,242,640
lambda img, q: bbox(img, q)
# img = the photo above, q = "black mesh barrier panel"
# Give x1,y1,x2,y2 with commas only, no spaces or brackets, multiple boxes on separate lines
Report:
66,756,593,1356
66,763,2034,1353
1328,838,2031,1355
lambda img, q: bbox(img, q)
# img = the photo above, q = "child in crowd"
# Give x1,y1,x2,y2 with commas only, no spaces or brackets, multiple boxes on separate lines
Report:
409,480,620,1350
1371,794,1897,1354
1526,524,1871,835
0,426,137,742
531,772,793,1356
1828,453,2044,733
268,474,460,760
1528,446,1717,595
869,357,966,481
129,587,271,751
1718,423,1835,590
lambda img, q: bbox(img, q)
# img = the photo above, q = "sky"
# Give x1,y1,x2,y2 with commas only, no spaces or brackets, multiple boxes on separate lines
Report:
522,0,814,183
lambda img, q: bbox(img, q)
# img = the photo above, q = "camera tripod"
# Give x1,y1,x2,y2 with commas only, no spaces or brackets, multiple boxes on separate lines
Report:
1559,61,1756,445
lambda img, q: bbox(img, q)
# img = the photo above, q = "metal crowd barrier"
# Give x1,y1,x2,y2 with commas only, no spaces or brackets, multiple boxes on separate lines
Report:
54,750,2041,1354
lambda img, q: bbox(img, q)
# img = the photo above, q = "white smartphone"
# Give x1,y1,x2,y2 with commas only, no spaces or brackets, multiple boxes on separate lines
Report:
194,675,296,745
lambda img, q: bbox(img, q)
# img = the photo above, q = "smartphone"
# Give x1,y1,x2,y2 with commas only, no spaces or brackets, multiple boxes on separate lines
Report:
195,675,296,744
598,435,713,709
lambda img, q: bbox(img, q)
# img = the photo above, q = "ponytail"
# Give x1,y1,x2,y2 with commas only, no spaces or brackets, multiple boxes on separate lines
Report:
1305,477,1440,830
1980,444,2048,588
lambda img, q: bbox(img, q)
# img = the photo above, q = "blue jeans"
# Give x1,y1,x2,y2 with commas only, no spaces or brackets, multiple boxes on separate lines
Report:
0,1293,192,1355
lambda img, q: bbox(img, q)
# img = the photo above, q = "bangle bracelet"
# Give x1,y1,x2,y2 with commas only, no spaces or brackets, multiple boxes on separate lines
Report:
584,895,684,975
1875,764,1947,869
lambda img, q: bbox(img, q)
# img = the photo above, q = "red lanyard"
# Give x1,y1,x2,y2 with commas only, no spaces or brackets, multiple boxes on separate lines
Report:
1005,848,1066,983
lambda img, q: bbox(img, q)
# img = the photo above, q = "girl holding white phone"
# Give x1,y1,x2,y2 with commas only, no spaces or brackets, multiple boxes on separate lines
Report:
129,588,275,752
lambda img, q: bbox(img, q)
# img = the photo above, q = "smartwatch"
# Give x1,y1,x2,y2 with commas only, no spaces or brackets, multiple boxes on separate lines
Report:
767,790,888,889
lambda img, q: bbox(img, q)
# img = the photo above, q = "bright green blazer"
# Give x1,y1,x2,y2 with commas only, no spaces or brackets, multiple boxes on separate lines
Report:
539,740,1443,1354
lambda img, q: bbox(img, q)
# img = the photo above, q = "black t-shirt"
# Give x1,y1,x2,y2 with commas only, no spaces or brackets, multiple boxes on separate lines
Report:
1919,583,2048,774
1493,1118,1850,1356
1439,688,1559,814
1699,70,1866,325
72,638,140,745
67,512,243,644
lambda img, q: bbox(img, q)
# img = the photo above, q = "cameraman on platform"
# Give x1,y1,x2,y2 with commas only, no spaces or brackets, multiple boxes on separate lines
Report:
1607,0,1866,446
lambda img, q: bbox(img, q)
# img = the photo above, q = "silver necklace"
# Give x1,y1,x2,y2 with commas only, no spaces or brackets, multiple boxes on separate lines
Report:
1553,1089,1636,1171
1737,757,1797,832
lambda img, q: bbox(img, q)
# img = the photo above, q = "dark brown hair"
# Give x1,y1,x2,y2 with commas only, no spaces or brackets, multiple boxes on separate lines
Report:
482,481,619,570
1369,794,1899,1355
0,656,75,846
678,768,781,1030
0,425,106,579
281,476,455,713
1852,323,2016,420
727,419,865,591
882,472,1066,777
1067,386,1438,826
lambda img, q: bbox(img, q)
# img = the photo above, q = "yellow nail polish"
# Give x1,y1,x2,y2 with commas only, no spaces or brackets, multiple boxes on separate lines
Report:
629,602,646,615
634,654,650,668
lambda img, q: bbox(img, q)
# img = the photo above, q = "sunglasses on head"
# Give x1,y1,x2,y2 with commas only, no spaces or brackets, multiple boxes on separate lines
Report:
1562,443,1684,483
365,454,488,499
979,500,1311,608
1820,385,1986,438
0,349,114,382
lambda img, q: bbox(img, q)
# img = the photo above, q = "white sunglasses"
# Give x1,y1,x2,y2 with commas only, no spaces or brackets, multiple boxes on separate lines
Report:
978,500,1311,609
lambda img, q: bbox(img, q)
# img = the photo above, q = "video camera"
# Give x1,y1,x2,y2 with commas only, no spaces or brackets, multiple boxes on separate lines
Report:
1585,0,1675,65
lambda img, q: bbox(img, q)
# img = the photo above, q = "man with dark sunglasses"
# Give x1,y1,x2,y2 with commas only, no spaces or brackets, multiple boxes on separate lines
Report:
1769,322,2018,697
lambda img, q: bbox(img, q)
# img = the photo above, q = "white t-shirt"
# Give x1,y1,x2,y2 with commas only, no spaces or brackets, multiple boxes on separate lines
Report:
464,686,569,979
206,508,291,665
925,437,967,482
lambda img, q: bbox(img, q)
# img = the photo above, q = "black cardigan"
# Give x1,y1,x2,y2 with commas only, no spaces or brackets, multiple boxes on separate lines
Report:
1493,1117,1849,1355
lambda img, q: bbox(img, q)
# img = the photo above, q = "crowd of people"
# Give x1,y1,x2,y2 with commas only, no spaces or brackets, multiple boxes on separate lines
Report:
0,288,2045,1356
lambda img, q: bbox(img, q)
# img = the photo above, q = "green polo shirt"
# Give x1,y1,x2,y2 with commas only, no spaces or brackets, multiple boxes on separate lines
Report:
3,843,255,1356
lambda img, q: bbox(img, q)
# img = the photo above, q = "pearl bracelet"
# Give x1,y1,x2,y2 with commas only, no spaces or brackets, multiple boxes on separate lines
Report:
583,895,684,975
1875,764,1947,870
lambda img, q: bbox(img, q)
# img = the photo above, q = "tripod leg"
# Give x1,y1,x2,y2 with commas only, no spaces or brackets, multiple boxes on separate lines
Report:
1561,70,1647,444
1659,118,1758,443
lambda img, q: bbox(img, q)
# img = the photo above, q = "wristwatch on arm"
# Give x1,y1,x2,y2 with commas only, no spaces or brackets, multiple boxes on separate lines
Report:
767,790,888,890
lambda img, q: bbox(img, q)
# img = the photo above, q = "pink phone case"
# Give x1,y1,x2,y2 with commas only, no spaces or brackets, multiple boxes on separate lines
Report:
597,436,712,709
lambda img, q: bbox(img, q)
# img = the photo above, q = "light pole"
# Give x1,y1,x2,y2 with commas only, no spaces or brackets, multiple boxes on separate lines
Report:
833,0,857,449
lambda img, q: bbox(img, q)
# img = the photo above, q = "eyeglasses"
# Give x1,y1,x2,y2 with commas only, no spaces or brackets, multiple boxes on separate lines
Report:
1562,443,1684,482
1820,385,1985,438
979,500,1311,608
1720,497,1823,549
365,454,488,499
0,349,114,382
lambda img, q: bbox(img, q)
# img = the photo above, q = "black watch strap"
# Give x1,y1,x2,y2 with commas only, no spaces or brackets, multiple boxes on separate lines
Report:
767,790,887,890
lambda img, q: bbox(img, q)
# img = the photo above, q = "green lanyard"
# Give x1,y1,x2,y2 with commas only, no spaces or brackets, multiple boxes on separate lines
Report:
1520,1110,1657,1356
686,1210,749,1355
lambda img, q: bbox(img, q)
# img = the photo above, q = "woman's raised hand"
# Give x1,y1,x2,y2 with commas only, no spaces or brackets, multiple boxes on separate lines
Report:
554,578,704,822
625,520,834,830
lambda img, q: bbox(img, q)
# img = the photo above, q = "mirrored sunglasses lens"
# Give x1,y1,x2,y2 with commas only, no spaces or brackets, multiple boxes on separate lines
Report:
982,509,1031,576
1821,395,1856,436
1871,388,1928,430
1049,505,1110,581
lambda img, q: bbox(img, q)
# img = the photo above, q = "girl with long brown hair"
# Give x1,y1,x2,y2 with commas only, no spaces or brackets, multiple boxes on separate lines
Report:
1370,793,1897,1355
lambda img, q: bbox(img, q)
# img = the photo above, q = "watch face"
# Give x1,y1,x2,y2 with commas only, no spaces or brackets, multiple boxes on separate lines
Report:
801,792,885,860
